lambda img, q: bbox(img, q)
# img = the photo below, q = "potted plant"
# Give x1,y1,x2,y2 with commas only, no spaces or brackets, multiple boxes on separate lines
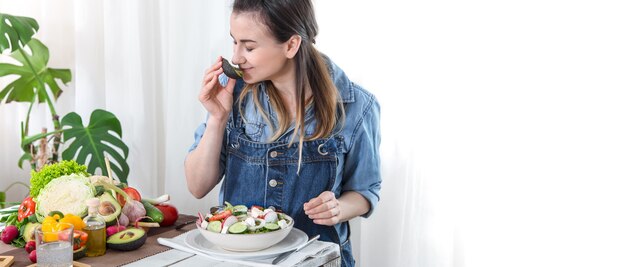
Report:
0,13,130,183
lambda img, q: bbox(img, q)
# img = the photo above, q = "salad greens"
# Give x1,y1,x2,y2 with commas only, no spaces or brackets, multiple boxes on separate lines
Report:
200,202,291,235
30,160,89,197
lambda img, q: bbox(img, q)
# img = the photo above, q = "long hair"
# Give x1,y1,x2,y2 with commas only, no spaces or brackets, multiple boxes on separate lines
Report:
233,0,344,168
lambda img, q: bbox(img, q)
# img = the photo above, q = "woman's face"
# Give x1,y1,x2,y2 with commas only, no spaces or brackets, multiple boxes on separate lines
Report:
230,12,291,84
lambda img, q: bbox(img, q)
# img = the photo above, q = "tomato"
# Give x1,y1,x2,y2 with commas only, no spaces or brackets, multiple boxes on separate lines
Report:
117,187,142,207
209,210,232,222
18,197,36,222
155,203,179,227
72,230,88,250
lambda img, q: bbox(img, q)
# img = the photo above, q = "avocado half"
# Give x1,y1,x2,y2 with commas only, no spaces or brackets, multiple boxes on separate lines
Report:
222,59,243,79
106,228,147,251
23,222,41,243
98,192,122,226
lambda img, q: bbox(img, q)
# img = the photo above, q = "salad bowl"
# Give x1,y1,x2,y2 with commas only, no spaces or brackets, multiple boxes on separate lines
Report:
196,204,294,251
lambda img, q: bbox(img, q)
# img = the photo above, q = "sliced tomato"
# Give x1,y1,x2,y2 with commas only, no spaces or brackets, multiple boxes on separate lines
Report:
117,187,142,206
208,210,232,222
72,230,88,250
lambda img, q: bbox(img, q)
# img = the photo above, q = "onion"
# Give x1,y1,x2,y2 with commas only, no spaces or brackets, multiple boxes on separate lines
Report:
247,218,266,231
118,212,129,227
122,199,146,223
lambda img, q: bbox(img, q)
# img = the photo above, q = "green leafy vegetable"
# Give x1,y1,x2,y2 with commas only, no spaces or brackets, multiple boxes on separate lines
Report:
29,160,89,197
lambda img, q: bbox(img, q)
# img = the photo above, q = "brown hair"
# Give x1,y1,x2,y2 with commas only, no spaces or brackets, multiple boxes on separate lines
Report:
233,0,344,151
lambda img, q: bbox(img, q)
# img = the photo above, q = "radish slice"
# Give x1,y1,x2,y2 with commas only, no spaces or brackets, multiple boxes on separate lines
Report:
221,215,238,233
264,211,278,223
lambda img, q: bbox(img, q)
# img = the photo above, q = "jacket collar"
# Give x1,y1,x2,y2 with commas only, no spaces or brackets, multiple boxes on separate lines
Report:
323,55,355,104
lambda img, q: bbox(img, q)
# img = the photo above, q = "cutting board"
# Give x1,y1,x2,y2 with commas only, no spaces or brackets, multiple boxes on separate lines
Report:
0,256,14,267
26,261,90,267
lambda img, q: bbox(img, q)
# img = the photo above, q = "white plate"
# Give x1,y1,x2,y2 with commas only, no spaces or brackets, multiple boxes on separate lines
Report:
184,228,308,260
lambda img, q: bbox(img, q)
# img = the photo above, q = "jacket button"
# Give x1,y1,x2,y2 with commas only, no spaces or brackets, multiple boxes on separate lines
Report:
270,151,278,158
269,179,278,187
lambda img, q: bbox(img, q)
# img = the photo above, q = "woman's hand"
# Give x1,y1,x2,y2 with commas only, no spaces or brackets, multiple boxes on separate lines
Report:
303,191,341,226
199,56,237,122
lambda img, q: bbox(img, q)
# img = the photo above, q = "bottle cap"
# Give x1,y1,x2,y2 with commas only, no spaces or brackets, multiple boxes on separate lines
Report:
86,197,100,207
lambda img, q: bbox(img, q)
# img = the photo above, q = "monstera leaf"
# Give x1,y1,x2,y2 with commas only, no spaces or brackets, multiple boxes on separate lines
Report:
61,109,130,183
0,13,39,53
0,38,71,104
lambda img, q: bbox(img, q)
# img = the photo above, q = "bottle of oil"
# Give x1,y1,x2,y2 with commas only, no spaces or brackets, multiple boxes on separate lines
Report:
83,198,106,257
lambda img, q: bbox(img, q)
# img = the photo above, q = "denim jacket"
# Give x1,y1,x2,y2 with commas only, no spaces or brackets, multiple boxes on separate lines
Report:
188,57,381,266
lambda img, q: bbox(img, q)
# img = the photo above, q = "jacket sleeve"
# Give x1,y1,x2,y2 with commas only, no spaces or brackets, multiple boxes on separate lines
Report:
341,91,382,218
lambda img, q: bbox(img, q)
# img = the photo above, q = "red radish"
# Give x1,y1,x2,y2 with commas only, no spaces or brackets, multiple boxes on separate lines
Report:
25,241,36,253
106,225,126,237
1,225,18,244
29,250,37,263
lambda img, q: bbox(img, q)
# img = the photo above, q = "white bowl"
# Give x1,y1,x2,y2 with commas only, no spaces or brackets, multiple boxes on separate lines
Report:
196,215,294,251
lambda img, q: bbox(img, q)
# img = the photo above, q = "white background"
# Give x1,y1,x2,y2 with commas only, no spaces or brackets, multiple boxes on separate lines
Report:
1,0,626,266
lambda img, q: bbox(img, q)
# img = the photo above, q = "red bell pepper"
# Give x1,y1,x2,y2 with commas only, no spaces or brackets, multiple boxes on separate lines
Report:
18,196,35,222
209,210,232,222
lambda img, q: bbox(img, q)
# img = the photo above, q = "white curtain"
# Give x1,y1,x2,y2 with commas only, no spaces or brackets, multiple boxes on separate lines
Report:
3,1,626,267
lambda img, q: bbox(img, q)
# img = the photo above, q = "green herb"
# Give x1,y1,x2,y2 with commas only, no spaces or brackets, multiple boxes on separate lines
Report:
29,160,89,197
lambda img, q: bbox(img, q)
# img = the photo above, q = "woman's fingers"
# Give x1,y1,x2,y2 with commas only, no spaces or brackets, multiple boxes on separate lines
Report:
304,191,335,211
309,206,341,225
203,68,224,86
202,56,225,85
304,191,340,226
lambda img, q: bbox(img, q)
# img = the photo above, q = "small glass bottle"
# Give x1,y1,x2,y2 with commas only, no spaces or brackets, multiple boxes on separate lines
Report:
83,198,107,257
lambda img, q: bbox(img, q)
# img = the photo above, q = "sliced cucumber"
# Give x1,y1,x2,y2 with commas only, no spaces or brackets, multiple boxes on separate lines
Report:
264,222,279,231
228,221,248,234
208,221,222,233
232,205,248,215
233,205,247,212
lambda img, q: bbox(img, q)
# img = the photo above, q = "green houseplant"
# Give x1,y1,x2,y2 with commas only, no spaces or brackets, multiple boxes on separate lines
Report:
0,13,130,184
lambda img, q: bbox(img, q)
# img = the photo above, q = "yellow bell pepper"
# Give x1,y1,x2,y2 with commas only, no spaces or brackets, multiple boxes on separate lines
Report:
41,214,76,242
59,214,86,231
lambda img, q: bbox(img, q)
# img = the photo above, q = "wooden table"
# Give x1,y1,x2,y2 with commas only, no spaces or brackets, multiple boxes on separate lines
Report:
1,215,340,266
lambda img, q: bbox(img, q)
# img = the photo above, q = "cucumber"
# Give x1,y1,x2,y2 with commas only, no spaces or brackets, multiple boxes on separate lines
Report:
208,221,222,233
228,222,248,234
232,205,248,216
140,200,164,223
264,223,279,231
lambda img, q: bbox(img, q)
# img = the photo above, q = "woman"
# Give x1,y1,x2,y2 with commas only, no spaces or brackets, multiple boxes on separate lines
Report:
185,1,381,266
